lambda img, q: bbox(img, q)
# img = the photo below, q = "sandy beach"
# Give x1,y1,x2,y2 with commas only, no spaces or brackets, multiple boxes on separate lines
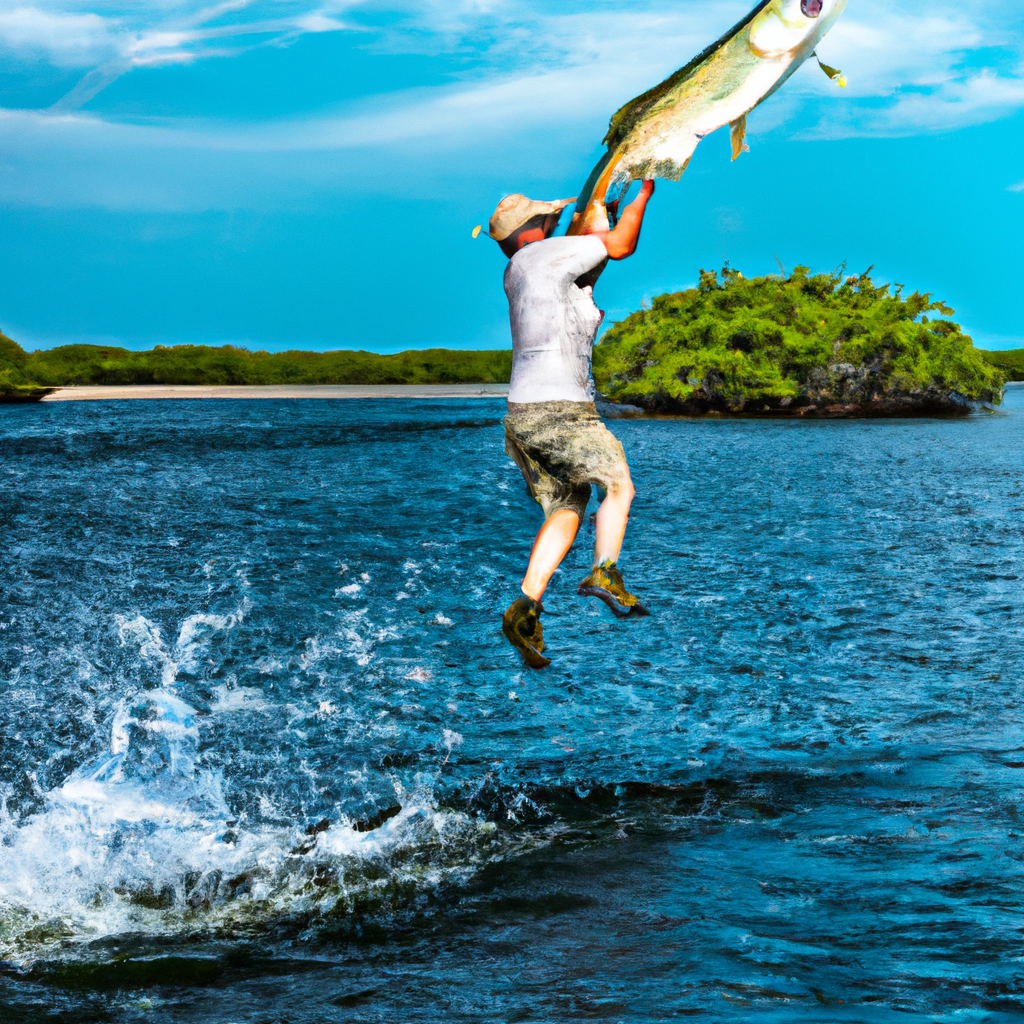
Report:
41,384,510,401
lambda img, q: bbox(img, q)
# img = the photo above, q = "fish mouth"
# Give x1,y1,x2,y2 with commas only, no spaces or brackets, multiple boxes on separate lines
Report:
800,0,823,15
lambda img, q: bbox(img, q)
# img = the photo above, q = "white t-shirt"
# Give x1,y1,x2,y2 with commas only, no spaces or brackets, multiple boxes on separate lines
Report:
504,234,609,404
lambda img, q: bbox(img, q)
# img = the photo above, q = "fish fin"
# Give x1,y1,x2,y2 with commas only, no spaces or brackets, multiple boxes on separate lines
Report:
815,55,846,87
729,115,749,162
471,224,482,238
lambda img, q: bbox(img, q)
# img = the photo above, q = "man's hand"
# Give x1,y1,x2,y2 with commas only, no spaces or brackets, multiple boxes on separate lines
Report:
593,179,655,260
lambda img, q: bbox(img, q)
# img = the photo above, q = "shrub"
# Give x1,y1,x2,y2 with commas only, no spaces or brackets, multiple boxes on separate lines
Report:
594,265,1004,412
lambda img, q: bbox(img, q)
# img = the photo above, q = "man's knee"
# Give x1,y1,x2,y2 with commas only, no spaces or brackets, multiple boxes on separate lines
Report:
541,485,589,525
546,506,581,527
607,475,635,502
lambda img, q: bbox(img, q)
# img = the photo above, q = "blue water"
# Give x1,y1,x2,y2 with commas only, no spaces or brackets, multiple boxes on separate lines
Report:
1,389,1023,1022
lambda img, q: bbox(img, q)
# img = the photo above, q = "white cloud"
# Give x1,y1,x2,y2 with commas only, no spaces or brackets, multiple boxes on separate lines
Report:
873,70,1024,134
0,65,611,210
0,1,362,87
2,0,1024,211
791,0,1024,136
1010,182,1024,192
293,12,348,34
5,0,1024,131
0,6,115,64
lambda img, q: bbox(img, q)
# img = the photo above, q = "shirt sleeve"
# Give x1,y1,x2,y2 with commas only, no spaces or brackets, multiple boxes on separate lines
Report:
555,235,609,283
517,235,607,288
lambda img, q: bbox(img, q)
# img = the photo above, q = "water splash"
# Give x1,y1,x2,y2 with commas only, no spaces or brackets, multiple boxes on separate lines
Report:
115,605,249,689
0,601,514,962
60,689,220,820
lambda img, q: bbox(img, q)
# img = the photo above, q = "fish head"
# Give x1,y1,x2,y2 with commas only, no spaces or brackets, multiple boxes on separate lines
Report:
747,0,847,60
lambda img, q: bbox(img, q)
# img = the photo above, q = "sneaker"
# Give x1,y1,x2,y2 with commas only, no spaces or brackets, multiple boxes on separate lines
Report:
577,562,649,618
501,595,551,669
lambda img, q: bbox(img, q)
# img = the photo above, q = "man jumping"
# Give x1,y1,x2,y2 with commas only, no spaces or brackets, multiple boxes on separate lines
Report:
488,180,655,669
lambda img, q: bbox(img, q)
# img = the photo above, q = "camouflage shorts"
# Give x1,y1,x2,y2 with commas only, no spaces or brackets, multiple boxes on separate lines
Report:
503,400,631,521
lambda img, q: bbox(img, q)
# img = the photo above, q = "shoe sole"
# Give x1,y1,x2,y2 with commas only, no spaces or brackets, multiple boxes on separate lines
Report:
520,647,552,669
578,585,650,619
501,623,552,669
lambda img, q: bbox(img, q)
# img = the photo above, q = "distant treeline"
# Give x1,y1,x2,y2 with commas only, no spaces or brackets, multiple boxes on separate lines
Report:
2,321,1020,400
0,335,512,388
980,348,1024,382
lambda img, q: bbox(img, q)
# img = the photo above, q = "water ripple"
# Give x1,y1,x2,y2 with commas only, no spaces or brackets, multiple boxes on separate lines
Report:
1,391,1023,1020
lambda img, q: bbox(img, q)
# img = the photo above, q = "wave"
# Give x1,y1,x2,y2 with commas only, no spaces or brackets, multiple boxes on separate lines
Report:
0,605,523,963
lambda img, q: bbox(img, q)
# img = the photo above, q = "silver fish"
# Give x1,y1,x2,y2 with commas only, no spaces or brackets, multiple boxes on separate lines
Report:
568,0,848,234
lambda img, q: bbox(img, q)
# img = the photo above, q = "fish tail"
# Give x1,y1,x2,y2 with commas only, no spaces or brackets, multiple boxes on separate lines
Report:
573,150,614,218
567,151,622,236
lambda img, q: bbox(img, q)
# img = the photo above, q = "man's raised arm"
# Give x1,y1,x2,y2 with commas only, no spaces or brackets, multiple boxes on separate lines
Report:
596,180,655,260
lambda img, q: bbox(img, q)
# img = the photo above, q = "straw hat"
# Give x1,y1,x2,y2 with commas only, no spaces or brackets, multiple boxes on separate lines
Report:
487,194,577,241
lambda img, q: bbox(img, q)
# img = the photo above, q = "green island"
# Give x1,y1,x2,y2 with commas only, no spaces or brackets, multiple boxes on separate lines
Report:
0,334,512,398
2,264,1020,410
593,265,1012,416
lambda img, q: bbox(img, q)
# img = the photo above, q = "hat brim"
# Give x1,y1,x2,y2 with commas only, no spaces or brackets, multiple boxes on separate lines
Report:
488,196,578,241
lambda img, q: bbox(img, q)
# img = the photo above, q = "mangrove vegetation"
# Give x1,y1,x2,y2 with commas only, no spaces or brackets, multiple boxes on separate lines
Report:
2,264,1020,411
0,335,512,395
593,265,1008,416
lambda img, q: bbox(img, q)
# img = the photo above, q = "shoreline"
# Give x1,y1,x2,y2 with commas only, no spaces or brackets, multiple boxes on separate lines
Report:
40,384,511,402
27,380,1022,408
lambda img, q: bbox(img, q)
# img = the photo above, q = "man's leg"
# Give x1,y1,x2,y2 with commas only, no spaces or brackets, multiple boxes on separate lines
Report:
502,407,589,667
504,509,579,670
593,474,635,567
521,509,580,601
579,470,647,618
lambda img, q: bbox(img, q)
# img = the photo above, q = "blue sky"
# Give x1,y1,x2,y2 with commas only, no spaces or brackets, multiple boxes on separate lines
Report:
0,0,1022,353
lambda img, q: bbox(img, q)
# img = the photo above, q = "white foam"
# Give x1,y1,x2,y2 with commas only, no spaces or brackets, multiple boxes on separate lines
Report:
115,602,249,689
0,603,517,962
